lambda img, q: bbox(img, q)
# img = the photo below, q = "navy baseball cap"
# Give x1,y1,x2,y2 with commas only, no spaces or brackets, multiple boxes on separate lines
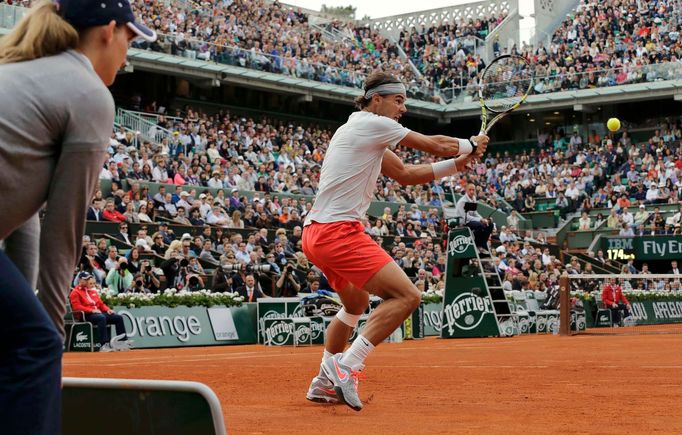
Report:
57,0,156,42
78,271,93,280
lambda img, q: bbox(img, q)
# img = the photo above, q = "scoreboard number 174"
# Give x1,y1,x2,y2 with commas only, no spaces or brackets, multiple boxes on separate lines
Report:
607,248,635,261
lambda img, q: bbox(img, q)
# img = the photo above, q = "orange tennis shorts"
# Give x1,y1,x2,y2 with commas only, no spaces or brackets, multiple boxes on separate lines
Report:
302,221,393,291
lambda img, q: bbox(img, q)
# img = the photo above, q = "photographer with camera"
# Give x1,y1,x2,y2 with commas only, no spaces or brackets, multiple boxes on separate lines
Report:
256,252,281,295
139,260,160,293
105,257,134,295
127,273,150,294
276,262,301,297
219,253,273,292
173,257,193,290
185,273,205,292
213,253,241,292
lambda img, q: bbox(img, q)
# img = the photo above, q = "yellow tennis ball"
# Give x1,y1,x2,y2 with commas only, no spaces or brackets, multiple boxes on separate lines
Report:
607,118,621,132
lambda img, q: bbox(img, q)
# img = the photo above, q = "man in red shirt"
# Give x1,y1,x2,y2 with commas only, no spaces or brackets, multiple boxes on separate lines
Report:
69,272,129,351
601,278,632,326
102,200,127,223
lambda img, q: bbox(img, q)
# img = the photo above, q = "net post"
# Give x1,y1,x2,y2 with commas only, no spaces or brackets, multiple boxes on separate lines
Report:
559,274,570,336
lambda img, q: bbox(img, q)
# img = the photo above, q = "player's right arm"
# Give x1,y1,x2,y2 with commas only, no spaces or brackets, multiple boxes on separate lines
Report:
381,149,475,185
400,131,489,158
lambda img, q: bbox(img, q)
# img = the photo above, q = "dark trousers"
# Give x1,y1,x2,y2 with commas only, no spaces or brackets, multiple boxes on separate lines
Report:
85,312,127,345
0,251,62,435
466,220,494,248
609,303,630,325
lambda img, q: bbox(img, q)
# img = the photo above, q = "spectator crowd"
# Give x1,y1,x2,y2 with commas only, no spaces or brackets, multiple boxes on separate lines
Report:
6,0,682,104
5,0,682,302
80,93,682,302
509,0,682,97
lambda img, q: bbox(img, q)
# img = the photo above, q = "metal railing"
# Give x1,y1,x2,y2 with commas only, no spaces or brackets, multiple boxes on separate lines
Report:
309,22,351,44
4,2,682,105
438,60,682,104
115,108,174,145
0,3,438,102
0,2,27,28
135,30,376,87
123,109,183,125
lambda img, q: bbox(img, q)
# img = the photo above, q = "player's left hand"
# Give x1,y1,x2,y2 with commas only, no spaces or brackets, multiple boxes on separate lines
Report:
455,156,474,171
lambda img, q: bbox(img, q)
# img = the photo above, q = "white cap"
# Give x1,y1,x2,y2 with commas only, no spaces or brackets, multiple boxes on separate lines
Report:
135,239,149,248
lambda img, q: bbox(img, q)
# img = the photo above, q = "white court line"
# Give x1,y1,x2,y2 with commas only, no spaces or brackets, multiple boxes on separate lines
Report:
641,365,682,369
63,341,536,366
64,349,682,370
64,350,323,367
64,339,531,365
64,337,682,368
64,348,314,364
370,364,550,369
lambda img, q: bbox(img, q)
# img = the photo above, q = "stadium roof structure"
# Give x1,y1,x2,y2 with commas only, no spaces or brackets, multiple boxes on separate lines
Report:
3,3,682,122
126,47,682,122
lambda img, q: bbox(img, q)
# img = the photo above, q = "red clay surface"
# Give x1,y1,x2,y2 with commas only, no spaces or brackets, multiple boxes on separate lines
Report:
64,327,682,434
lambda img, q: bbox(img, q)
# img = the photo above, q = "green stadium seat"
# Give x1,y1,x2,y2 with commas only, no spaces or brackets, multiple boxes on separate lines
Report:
511,290,534,334
524,290,559,333
534,291,553,307
594,294,613,327
64,301,95,352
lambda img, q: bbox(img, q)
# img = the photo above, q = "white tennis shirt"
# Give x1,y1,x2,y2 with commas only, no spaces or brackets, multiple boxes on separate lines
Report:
304,111,410,225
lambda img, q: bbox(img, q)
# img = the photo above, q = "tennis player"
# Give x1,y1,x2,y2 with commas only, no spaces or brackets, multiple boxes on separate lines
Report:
0,1,155,433
303,71,488,411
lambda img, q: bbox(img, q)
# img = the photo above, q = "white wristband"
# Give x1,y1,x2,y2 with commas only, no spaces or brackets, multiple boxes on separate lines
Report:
432,159,458,179
455,138,473,156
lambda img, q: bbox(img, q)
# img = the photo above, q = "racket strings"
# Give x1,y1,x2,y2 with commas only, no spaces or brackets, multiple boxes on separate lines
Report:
480,57,533,112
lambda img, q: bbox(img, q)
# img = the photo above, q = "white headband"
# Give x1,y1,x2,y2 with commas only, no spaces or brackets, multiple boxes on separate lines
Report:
364,83,407,99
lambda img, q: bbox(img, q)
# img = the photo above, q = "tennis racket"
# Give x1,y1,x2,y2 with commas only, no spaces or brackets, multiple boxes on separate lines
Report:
478,54,534,135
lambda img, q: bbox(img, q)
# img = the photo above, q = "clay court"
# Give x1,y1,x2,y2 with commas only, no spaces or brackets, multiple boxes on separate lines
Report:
64,326,682,434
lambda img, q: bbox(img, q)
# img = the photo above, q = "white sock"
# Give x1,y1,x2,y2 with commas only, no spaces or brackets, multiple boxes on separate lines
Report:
318,349,333,378
340,335,374,371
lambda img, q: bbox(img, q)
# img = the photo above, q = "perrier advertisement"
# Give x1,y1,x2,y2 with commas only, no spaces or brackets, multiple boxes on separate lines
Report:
441,227,502,338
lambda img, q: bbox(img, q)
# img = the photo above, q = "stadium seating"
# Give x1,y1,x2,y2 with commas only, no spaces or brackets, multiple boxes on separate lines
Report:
2,0,681,309
514,0,682,96
91,99,681,305
125,0,436,99
398,14,506,102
